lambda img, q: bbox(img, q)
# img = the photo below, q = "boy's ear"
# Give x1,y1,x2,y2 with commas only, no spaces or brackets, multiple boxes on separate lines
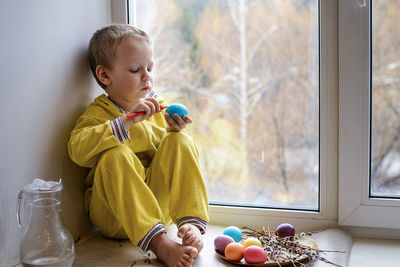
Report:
95,65,111,86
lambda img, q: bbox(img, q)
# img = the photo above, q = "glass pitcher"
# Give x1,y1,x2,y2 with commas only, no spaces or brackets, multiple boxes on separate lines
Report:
17,178,75,267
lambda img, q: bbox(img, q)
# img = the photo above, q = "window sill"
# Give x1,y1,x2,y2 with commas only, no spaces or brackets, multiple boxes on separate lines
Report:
71,225,353,266
349,238,400,267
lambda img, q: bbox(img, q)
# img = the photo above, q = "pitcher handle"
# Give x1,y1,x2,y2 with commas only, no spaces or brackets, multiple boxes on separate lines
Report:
16,190,24,228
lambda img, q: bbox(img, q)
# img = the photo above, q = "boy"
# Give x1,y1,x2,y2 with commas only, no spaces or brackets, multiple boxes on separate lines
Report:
68,24,209,267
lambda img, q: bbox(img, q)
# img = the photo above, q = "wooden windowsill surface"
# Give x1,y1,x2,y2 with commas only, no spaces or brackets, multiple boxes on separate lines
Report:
72,225,353,267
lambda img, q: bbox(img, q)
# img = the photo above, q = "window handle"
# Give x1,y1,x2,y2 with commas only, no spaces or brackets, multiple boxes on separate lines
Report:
357,0,366,7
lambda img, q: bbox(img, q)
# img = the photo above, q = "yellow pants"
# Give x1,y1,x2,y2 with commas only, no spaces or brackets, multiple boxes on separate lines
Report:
88,132,209,249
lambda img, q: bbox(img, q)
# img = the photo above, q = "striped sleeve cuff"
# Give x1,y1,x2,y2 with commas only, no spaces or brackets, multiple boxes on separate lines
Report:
177,216,208,234
138,222,166,251
110,117,130,142
147,89,159,99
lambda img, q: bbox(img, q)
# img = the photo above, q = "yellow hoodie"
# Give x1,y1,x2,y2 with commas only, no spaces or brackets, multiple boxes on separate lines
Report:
68,94,209,250
68,94,167,188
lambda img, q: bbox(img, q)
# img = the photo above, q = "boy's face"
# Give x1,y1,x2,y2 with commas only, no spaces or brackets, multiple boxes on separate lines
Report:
103,37,154,105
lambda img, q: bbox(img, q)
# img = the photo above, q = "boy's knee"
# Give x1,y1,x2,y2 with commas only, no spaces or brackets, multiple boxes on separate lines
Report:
161,132,199,159
98,144,133,164
95,144,145,181
164,132,195,149
165,132,193,144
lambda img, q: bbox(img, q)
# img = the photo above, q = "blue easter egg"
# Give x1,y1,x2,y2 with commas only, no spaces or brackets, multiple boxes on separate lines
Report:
166,103,189,122
223,226,242,242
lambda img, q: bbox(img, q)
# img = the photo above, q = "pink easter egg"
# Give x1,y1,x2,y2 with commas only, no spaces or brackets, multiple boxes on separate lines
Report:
243,245,268,264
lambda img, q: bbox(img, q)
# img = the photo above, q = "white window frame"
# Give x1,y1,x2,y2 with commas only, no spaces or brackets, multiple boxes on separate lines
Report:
124,0,339,231
338,0,400,228
110,0,129,24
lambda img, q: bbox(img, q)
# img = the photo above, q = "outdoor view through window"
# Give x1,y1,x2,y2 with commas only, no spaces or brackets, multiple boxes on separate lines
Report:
135,0,319,209
371,0,400,198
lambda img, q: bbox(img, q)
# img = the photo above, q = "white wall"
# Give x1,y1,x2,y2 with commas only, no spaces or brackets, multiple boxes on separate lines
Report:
0,1,111,265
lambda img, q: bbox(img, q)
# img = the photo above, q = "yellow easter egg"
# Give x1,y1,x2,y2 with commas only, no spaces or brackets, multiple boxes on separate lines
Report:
242,237,262,249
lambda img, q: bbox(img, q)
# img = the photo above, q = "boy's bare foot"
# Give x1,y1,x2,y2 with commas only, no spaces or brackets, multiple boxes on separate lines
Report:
177,224,204,253
149,232,198,267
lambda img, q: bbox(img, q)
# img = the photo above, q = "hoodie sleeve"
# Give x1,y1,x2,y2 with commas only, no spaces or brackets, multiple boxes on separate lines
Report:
68,113,120,168
68,94,169,168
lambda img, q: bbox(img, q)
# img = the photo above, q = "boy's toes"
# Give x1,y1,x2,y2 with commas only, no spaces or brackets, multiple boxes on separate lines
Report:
183,253,194,263
194,240,203,253
194,239,202,247
179,261,191,267
177,224,190,238
187,246,198,258
187,236,199,247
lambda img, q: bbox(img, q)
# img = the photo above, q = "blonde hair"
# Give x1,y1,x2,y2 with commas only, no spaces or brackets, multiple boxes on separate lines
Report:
88,24,151,89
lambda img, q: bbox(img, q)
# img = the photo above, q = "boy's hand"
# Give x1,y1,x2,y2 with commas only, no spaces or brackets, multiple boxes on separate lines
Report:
121,98,162,129
165,113,192,132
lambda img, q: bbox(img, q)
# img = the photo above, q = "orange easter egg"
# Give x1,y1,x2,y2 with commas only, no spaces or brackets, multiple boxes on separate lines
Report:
225,242,244,261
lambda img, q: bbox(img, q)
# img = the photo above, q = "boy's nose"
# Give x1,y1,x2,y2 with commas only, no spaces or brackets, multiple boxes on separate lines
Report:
142,71,152,82
143,76,152,85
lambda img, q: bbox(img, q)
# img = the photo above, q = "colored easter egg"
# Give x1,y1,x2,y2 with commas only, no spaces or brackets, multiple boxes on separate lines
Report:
275,223,295,237
242,237,262,249
214,235,235,255
223,226,242,242
243,245,268,264
166,103,189,122
225,242,244,262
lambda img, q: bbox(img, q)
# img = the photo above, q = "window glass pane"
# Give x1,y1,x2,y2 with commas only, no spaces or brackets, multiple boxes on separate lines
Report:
371,0,400,197
135,0,319,209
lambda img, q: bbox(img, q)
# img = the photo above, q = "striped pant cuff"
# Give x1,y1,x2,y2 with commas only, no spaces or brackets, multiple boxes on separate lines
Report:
177,216,208,234
137,222,166,251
